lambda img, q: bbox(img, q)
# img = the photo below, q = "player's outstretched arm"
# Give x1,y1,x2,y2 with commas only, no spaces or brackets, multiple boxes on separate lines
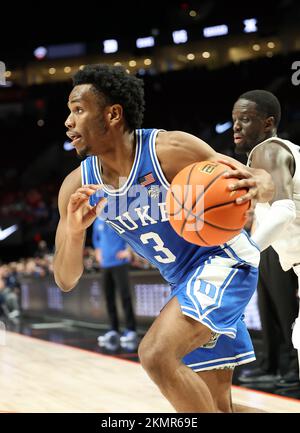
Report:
156,130,275,204
53,167,104,291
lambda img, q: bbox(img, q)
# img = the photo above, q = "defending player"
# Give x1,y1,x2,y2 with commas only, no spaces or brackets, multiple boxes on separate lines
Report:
230,89,300,380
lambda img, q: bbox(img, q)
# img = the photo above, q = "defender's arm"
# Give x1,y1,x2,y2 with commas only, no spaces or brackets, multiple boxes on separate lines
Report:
250,142,296,251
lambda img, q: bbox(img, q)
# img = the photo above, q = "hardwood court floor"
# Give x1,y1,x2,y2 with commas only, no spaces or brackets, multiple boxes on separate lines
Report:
1,332,300,413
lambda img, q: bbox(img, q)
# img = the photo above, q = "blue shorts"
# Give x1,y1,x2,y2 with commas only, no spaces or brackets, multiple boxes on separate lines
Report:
183,318,255,371
169,252,259,370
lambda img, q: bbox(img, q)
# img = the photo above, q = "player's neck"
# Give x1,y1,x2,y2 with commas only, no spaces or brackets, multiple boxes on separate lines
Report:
246,131,278,156
265,131,277,140
98,129,136,186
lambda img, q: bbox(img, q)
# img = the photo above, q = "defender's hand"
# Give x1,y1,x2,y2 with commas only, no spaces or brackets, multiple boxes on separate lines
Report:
67,185,106,234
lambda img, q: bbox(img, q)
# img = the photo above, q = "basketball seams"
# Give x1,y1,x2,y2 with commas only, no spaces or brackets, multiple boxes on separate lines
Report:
169,163,199,217
195,200,248,229
195,229,210,245
197,199,246,216
180,168,227,235
197,199,249,235
167,161,249,246
197,219,245,232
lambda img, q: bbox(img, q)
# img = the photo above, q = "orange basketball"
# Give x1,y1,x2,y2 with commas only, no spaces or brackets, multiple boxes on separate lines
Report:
166,161,250,246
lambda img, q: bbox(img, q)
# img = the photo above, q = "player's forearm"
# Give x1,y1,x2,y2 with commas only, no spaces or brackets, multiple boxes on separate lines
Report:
252,199,296,251
53,230,86,291
213,153,245,169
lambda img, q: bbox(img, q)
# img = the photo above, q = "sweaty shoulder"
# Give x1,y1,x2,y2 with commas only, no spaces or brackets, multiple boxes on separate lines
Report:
58,166,82,217
155,130,216,183
251,140,295,175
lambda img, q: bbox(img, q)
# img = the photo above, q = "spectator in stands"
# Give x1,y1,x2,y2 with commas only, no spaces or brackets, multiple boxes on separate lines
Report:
0,279,8,320
34,240,50,258
0,277,20,325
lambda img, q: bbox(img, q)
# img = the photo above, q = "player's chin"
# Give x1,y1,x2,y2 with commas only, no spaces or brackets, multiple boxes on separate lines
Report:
234,141,247,155
77,145,90,159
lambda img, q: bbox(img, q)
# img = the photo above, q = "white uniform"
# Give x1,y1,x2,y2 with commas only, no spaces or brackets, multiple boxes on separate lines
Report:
248,137,300,271
248,136,300,359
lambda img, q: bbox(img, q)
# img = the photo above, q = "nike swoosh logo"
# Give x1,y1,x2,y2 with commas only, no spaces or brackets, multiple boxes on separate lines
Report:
0,224,18,240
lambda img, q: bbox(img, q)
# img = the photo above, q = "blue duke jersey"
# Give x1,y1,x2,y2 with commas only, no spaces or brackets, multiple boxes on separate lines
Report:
81,129,258,284
81,128,260,370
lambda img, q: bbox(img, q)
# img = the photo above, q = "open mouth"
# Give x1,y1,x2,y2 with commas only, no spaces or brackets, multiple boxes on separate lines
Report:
234,136,244,144
71,136,81,146
66,131,82,144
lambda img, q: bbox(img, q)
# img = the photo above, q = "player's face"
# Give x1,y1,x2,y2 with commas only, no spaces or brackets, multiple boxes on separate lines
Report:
65,84,107,158
232,99,267,154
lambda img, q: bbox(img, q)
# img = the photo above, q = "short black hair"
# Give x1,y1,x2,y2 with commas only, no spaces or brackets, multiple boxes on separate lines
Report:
238,89,281,128
73,64,145,131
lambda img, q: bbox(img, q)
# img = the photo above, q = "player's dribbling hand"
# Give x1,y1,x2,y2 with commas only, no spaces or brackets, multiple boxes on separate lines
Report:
217,159,275,204
67,185,106,234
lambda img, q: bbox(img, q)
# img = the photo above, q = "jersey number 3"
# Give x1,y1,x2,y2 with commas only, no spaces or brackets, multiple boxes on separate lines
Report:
140,232,176,264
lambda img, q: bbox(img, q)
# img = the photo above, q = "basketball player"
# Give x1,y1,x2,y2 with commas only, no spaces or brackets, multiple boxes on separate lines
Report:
53,65,274,412
231,89,300,381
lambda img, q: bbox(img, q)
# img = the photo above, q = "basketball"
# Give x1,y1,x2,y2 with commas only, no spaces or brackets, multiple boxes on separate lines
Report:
166,161,250,247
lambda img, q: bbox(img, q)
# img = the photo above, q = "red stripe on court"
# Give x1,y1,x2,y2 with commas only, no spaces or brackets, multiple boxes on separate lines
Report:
232,384,300,404
7,332,300,406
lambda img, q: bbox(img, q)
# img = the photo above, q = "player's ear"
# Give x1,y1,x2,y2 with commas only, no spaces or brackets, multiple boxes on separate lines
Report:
264,115,275,132
107,104,123,124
